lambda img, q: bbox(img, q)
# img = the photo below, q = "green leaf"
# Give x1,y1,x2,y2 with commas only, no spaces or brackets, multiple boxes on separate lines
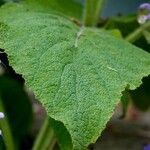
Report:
130,75,150,111
0,137,5,150
105,15,150,52
105,15,139,37
106,29,123,38
24,0,83,19
121,86,130,117
49,118,73,150
33,116,72,150
0,3,150,149
0,76,33,147
0,0,5,6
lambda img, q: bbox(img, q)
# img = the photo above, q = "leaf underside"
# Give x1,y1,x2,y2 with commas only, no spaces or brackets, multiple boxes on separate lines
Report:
0,3,150,150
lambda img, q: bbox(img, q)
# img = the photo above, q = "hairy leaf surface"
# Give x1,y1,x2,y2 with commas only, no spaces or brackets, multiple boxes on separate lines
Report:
0,3,150,149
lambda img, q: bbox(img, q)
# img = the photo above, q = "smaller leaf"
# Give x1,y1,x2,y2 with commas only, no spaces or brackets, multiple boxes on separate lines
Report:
49,117,73,150
0,1,5,6
0,136,5,150
121,86,130,117
24,0,83,19
0,76,33,145
130,75,150,111
106,29,123,38
105,15,139,37
33,117,72,150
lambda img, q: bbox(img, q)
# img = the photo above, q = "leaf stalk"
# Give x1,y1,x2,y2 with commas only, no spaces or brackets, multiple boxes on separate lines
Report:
32,116,56,150
125,21,150,43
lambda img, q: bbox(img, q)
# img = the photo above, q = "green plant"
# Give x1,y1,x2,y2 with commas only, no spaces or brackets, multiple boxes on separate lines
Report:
0,0,150,150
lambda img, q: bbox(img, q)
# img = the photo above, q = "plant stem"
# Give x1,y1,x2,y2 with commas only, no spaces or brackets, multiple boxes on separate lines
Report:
32,116,56,150
125,21,150,43
83,0,106,26
0,97,16,150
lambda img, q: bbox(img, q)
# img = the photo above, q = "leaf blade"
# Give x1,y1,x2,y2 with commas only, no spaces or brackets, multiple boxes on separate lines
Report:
0,3,150,149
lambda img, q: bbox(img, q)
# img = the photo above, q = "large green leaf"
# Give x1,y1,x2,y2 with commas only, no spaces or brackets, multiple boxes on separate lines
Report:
0,3,150,149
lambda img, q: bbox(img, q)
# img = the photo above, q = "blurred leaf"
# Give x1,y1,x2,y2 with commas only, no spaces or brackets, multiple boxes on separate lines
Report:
0,76,33,146
0,0,5,6
121,86,130,117
133,36,150,52
0,137,5,150
121,76,150,112
50,118,73,150
130,75,150,111
105,15,139,37
105,15,150,52
33,117,72,150
24,0,83,19
106,29,123,38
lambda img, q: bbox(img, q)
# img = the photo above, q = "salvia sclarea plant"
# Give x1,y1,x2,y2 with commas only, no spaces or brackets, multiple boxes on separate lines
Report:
0,0,150,150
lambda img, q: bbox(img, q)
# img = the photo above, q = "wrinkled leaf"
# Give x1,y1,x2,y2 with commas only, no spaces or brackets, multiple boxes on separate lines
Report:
0,3,150,149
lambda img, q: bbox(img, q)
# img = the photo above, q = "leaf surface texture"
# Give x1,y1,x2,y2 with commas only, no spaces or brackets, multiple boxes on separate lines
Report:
0,3,150,149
